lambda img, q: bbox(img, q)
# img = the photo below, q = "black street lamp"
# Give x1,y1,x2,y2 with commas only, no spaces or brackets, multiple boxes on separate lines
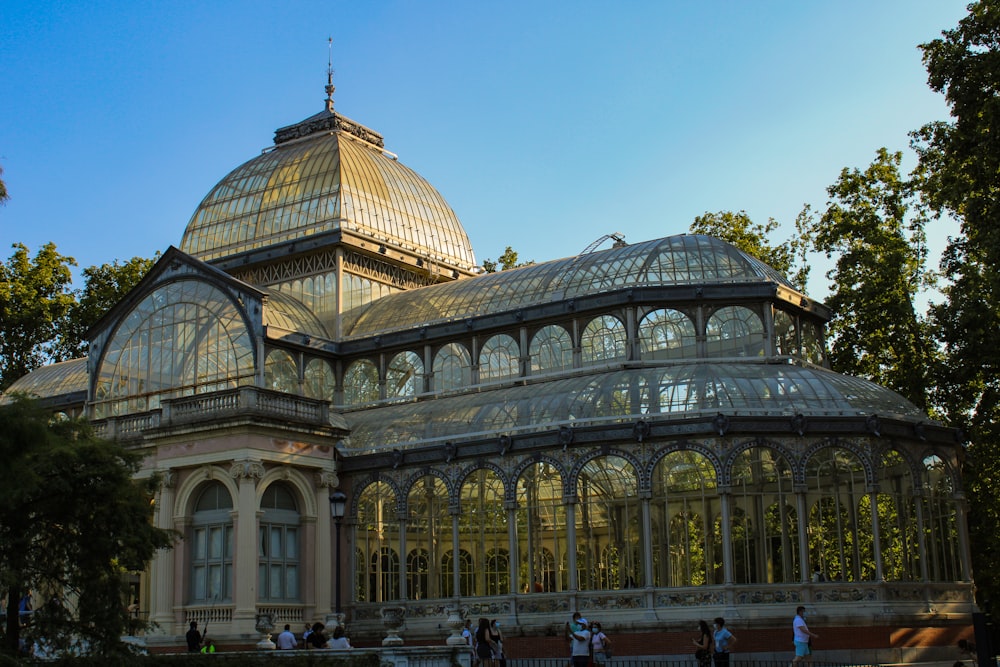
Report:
329,490,347,617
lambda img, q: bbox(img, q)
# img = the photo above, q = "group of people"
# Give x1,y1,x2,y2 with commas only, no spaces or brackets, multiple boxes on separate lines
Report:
463,617,506,667
691,609,819,667
185,621,216,653
565,611,613,667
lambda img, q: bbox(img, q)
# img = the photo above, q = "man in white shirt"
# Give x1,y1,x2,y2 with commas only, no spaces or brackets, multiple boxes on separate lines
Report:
277,624,297,650
791,606,819,667
568,619,592,667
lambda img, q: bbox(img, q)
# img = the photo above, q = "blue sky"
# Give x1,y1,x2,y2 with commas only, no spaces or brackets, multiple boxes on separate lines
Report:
1,1,968,301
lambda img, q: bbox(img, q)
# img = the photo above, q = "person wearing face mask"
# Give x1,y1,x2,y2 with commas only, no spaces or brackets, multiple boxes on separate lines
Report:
712,617,736,667
791,606,819,667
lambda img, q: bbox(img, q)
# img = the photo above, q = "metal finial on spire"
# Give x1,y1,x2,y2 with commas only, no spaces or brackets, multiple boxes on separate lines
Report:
325,37,336,111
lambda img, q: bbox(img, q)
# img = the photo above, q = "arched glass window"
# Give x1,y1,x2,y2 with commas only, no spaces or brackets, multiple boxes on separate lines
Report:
190,482,234,603
529,325,573,375
581,316,627,366
94,279,254,418
921,455,961,581
877,450,920,581
258,483,300,601
731,447,796,583
264,349,298,393
705,306,765,358
577,456,641,590
303,358,335,400
773,309,798,357
355,481,400,602
407,548,430,600
433,343,472,392
459,469,508,596
344,359,380,405
639,308,697,361
408,476,451,599
442,549,475,597
650,450,719,587
486,549,510,596
386,351,424,399
479,334,520,383
516,463,565,593
806,447,869,582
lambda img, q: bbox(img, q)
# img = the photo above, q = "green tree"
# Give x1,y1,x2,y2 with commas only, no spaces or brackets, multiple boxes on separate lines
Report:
0,396,174,656
912,0,1000,613
54,255,157,360
0,243,76,391
689,210,811,289
481,246,532,273
0,165,8,206
812,148,936,412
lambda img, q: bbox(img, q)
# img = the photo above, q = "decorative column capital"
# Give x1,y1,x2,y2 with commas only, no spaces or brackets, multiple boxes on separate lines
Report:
230,459,265,482
315,470,340,489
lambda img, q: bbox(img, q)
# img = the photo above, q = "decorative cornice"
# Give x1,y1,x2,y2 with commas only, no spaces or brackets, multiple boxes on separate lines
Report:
274,111,385,149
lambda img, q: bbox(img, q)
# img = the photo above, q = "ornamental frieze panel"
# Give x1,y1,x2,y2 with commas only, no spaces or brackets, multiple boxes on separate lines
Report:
734,588,802,604
655,590,724,607
813,586,879,603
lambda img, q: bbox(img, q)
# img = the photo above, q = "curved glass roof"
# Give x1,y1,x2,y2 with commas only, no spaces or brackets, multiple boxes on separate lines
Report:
179,130,476,269
341,362,926,453
2,358,88,402
347,235,796,338
263,289,329,338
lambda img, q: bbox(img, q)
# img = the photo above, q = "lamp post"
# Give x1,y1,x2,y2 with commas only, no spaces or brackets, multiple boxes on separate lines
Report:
329,490,347,619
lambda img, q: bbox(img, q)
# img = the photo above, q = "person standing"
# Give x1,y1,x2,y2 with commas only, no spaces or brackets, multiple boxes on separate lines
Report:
568,619,592,667
712,617,736,667
791,606,819,667
328,625,352,649
185,621,202,652
693,620,713,667
277,624,297,650
463,619,477,665
491,619,506,667
476,617,499,667
591,621,612,665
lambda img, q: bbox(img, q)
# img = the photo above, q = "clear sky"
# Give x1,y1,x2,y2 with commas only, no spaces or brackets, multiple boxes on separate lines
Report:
0,1,969,301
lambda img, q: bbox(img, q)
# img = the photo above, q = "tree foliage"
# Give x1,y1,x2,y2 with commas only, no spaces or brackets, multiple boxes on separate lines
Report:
0,396,175,656
0,243,76,391
54,255,157,361
0,165,8,207
481,246,532,273
812,148,936,412
912,0,1000,613
689,210,811,290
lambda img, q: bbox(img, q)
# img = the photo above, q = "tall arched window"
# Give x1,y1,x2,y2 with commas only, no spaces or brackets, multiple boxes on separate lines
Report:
303,358,335,400
443,550,475,597
386,351,424,399
344,359,380,405
705,306,765,358
877,450,921,581
650,450,719,586
264,349,298,393
94,279,254,418
806,447,869,582
407,549,430,600
408,476,451,599
433,343,472,392
516,463,566,593
639,308,697,360
259,482,300,601
479,334,520,382
529,325,573,375
459,469,508,596
577,456,641,590
921,455,961,581
731,447,796,583
581,316,627,366
773,309,798,357
355,481,400,602
190,482,234,603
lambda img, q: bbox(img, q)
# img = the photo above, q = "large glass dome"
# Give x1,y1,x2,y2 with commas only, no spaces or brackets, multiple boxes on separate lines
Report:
179,110,476,270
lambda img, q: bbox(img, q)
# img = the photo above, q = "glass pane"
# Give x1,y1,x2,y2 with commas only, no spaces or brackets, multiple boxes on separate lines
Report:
270,565,283,598
286,565,298,598
270,527,283,558
209,527,223,559
286,528,298,559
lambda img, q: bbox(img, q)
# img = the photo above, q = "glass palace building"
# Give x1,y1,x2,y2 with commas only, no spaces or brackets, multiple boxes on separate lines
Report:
4,89,973,657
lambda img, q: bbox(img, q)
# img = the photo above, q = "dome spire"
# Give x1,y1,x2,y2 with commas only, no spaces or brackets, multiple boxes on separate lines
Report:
325,37,336,112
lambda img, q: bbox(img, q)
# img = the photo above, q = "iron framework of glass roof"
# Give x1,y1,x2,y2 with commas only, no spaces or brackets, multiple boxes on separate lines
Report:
2,358,88,401
347,235,800,339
